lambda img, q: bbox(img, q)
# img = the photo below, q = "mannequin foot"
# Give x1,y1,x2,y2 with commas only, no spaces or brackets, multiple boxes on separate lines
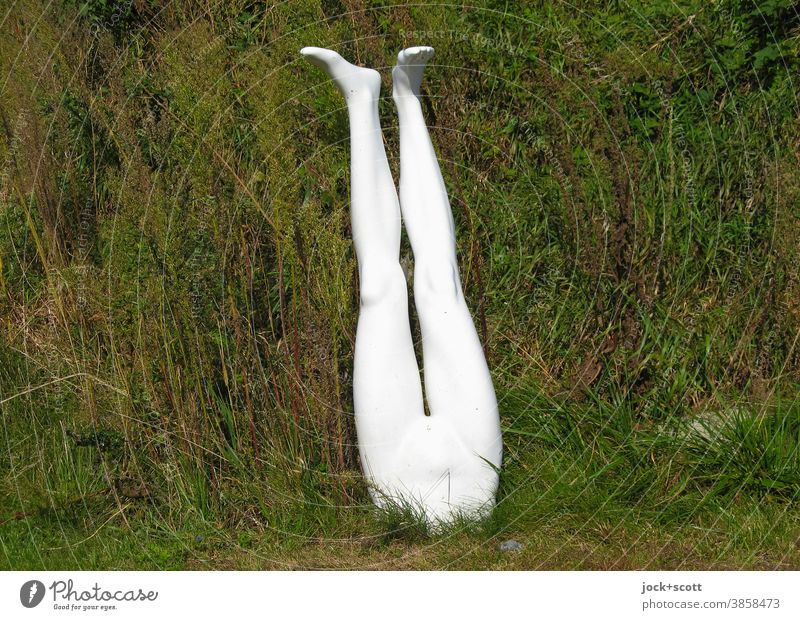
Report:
392,46,435,100
300,47,381,101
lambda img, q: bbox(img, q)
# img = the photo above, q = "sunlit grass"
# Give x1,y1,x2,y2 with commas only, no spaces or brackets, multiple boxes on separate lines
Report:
1,0,799,569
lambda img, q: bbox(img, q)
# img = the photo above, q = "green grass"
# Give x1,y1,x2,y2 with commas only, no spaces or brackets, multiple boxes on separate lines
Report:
1,0,800,569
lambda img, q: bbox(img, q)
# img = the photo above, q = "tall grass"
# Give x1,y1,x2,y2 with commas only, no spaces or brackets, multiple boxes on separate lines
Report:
0,0,799,568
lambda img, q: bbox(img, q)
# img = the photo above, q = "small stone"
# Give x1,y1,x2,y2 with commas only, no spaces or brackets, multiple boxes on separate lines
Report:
499,539,523,552
195,535,203,543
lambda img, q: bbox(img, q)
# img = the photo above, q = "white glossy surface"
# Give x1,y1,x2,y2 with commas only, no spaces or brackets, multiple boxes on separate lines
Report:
301,46,502,523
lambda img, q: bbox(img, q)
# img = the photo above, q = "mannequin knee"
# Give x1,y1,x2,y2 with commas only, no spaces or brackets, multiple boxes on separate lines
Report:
358,262,407,308
415,259,461,303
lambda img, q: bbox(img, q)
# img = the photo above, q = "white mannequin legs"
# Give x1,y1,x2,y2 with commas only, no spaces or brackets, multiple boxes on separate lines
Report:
301,46,502,523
